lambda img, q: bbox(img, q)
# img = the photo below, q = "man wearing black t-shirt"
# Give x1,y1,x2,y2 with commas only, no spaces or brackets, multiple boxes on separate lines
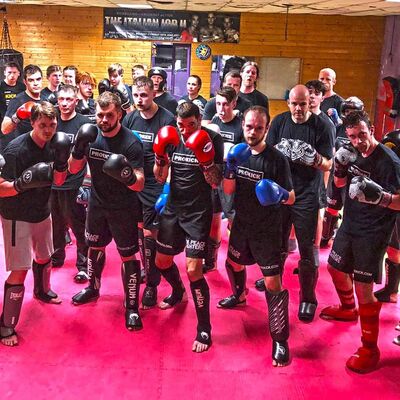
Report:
263,84,333,323
122,76,176,309
0,102,69,346
320,111,400,373
0,62,25,143
202,70,251,125
1,64,45,152
70,92,145,331
219,106,295,366
178,75,207,117
51,85,91,282
76,71,97,123
319,68,344,126
148,67,178,116
203,86,243,273
154,102,223,353
239,61,269,114
41,65,63,102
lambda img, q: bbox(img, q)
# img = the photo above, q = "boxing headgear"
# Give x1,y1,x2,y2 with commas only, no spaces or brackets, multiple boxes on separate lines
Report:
340,96,364,117
382,130,400,158
148,67,167,91
382,76,400,118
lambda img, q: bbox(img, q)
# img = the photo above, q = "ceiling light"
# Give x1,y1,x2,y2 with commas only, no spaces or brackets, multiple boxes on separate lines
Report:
117,4,153,8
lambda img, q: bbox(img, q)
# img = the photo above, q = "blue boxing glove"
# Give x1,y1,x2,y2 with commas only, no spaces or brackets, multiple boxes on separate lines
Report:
224,143,251,179
155,183,170,214
255,179,289,206
328,108,341,126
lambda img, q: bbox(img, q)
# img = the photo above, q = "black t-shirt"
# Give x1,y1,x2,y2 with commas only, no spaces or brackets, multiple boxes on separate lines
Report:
167,127,224,213
40,87,55,101
53,113,91,191
154,92,178,116
122,107,176,206
0,80,26,123
234,145,293,224
239,89,269,114
178,95,207,116
87,125,144,210
203,96,252,121
2,91,45,153
342,143,400,237
210,115,243,159
267,111,333,206
318,111,336,145
0,133,54,222
321,94,344,115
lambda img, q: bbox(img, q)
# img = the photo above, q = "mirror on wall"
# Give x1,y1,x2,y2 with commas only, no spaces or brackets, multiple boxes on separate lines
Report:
211,55,302,99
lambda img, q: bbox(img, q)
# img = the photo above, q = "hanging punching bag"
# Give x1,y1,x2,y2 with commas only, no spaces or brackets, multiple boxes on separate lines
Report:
0,9,23,78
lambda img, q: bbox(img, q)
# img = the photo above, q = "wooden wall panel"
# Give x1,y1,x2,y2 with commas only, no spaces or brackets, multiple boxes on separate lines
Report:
5,5,384,119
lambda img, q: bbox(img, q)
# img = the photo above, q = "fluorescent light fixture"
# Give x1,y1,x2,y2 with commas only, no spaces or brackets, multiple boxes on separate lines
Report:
117,4,153,8
385,0,400,2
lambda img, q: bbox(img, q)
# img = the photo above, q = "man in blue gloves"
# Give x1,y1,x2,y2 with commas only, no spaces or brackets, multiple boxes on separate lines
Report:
218,105,295,367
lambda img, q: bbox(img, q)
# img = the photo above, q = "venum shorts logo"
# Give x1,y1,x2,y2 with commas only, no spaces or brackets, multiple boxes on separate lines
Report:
186,239,206,251
89,148,112,161
236,167,264,182
85,231,100,242
194,288,204,308
228,245,240,259
137,131,154,143
172,152,198,166
330,249,342,264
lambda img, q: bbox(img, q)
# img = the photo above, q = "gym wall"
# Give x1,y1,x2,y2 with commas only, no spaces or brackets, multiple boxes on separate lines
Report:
5,5,384,119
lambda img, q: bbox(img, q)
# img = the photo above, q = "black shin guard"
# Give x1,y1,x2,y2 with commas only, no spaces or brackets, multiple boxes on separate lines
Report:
144,237,160,287
225,261,246,297
32,261,58,303
203,239,220,273
375,258,400,302
190,278,212,345
122,260,142,331
0,282,25,339
298,259,318,322
72,248,105,305
321,212,340,247
159,263,186,306
265,289,289,364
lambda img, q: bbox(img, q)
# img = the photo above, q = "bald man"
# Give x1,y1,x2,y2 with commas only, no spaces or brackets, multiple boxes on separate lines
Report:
257,84,333,322
319,68,344,125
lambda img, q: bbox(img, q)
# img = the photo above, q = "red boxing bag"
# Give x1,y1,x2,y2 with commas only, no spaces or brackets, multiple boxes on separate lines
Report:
382,76,400,118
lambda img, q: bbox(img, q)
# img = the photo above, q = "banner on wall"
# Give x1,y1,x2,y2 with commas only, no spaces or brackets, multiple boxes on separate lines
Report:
103,9,240,43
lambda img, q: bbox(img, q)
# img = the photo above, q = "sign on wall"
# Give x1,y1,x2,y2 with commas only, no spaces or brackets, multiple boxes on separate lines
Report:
103,9,240,43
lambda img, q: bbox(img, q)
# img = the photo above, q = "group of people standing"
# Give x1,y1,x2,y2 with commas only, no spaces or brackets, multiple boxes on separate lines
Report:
0,60,398,375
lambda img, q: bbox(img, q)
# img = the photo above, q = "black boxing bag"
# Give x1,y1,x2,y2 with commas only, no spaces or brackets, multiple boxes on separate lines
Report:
382,130,400,158
382,76,400,118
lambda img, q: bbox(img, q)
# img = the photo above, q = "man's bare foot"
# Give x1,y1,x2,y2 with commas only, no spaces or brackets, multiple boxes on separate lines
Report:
48,296,62,304
1,330,18,346
192,340,210,353
158,290,187,310
272,359,289,367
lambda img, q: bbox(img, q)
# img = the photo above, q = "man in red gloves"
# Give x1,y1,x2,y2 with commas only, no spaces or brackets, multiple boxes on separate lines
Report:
153,101,224,353
1,64,44,152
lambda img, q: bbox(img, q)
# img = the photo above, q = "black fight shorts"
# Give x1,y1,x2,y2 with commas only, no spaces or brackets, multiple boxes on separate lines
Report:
157,206,212,259
328,228,389,283
389,214,400,250
228,217,281,276
85,203,139,257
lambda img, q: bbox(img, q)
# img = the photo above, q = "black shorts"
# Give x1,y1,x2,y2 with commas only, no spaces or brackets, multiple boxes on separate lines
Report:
157,205,212,259
328,228,389,283
85,203,140,257
216,185,235,220
141,201,159,231
326,175,345,211
211,188,222,214
228,217,281,276
389,214,400,250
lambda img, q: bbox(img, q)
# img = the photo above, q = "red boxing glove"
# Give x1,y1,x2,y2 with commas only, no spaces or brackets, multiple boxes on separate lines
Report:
153,125,180,166
16,101,36,120
185,129,215,168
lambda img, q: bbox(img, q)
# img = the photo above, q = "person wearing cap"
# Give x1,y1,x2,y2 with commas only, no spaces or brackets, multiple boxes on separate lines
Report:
148,67,178,116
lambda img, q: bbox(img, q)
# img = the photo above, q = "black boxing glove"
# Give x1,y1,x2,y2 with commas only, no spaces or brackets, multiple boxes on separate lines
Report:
349,176,392,208
50,131,71,172
112,86,131,111
98,79,111,95
75,100,90,115
102,154,137,186
14,162,53,193
71,124,98,160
